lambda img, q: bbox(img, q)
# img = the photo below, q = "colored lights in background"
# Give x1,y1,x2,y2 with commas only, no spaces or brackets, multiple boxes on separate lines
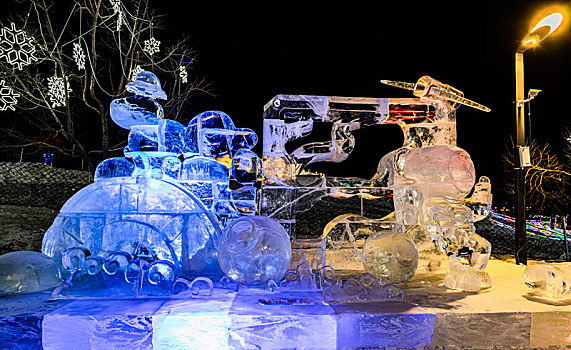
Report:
490,211,570,241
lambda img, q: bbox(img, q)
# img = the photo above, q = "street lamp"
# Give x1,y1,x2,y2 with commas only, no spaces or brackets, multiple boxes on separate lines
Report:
514,12,563,265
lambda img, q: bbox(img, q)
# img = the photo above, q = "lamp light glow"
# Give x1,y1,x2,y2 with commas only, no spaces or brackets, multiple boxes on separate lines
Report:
530,12,563,35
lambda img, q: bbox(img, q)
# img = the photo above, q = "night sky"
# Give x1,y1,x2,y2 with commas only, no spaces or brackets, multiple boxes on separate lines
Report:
158,1,571,206
4,1,571,207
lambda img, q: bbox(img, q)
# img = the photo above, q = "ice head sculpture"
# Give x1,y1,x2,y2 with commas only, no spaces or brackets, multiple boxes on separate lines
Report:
361,222,418,284
217,216,291,286
126,70,168,100
0,251,61,296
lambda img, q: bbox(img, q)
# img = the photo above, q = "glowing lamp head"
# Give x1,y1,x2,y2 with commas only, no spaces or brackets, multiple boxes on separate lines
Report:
518,12,563,52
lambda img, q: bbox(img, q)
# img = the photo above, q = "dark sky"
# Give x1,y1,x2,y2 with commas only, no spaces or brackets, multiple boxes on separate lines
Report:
154,1,571,205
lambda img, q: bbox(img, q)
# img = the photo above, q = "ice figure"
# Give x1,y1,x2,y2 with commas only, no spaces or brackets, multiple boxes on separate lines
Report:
217,216,291,286
0,251,61,296
465,176,493,221
110,71,186,178
524,263,571,299
260,76,492,291
393,145,491,291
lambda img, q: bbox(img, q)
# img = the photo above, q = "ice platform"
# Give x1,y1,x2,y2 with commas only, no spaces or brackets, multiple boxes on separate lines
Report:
1,259,570,349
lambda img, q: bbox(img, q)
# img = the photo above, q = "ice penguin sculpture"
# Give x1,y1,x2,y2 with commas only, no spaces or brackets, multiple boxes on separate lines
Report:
109,71,185,179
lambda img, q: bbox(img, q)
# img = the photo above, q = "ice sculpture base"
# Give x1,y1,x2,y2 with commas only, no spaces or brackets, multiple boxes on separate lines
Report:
2,260,571,349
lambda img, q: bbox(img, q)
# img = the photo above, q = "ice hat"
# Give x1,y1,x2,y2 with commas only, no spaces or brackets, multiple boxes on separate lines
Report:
126,71,168,100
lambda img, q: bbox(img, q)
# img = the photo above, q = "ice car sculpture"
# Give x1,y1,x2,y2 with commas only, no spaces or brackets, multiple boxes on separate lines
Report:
260,76,493,291
42,72,268,296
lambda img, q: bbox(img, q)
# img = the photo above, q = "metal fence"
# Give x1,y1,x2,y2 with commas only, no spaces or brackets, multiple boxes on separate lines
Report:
0,162,92,210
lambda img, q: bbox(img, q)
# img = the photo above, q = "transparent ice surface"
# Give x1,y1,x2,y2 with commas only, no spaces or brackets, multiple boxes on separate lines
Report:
362,224,418,284
51,247,214,299
110,95,163,130
42,177,222,279
0,251,61,296
231,149,261,185
524,263,571,299
217,216,291,286
125,71,168,100
322,272,403,304
94,157,135,181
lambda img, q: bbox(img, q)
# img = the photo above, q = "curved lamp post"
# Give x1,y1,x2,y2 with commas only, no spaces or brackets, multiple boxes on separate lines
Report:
514,12,563,265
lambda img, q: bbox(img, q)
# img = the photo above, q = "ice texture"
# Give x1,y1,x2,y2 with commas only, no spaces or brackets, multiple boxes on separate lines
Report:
465,176,493,221
322,272,403,304
218,216,291,285
0,251,61,296
125,70,168,100
524,263,571,299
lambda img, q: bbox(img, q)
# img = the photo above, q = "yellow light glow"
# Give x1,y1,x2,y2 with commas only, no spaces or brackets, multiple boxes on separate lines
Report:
530,12,563,35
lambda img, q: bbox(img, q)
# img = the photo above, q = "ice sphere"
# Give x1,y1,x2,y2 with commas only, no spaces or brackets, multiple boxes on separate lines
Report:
126,71,168,100
218,216,291,285
231,149,260,185
94,157,135,181
362,223,419,284
110,95,164,130
0,251,61,296
524,263,571,299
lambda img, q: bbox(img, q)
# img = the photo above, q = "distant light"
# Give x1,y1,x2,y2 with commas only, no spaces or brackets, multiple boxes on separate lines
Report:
530,13,563,36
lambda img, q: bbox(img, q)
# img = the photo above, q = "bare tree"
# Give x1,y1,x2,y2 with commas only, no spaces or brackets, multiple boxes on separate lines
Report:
0,0,208,170
503,138,571,214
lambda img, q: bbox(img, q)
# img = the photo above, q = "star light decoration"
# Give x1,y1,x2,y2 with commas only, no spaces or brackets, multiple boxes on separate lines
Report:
0,80,20,111
143,37,160,56
0,23,38,70
179,65,188,84
47,76,72,108
130,64,144,81
72,43,86,71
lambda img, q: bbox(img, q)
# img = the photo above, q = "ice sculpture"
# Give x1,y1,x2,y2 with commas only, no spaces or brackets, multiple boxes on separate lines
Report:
524,263,571,299
322,272,404,304
43,71,264,289
218,216,291,286
361,222,418,284
51,247,213,298
260,76,492,291
0,251,61,296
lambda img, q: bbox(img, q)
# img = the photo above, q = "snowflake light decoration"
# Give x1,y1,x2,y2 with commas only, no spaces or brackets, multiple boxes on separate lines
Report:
143,37,160,56
130,65,144,81
110,0,121,13
0,23,38,70
72,43,86,71
0,80,20,111
47,76,72,108
179,65,188,84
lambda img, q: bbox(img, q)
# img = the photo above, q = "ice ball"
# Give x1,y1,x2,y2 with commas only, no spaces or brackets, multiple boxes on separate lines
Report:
0,251,62,296
362,230,418,284
218,216,291,286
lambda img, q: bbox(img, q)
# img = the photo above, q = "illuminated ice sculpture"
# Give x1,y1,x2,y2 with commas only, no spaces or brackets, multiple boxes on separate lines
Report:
260,76,493,291
41,72,273,296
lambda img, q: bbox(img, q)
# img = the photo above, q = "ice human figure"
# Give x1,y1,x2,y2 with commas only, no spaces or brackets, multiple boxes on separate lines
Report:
0,251,62,296
110,71,186,179
217,216,291,286
524,263,571,299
